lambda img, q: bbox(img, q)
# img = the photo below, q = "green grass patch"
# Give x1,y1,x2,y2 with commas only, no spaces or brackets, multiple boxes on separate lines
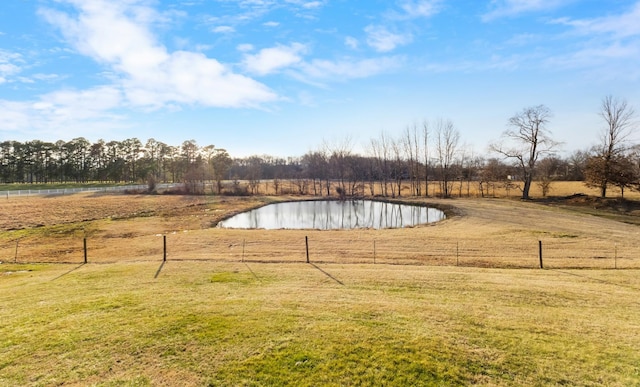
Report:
1,262,639,385
210,270,257,284
0,263,47,273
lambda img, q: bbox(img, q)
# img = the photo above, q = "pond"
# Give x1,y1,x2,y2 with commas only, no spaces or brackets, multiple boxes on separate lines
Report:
217,200,446,230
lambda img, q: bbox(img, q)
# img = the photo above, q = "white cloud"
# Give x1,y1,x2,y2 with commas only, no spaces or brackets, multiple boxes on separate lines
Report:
399,0,441,18
39,0,277,109
0,86,126,138
0,50,23,83
365,25,412,52
551,2,640,38
345,36,359,50
0,101,29,131
300,56,404,80
243,43,306,75
542,2,640,79
237,43,255,52
482,0,574,21
263,21,280,27
301,1,323,9
283,0,325,10
34,86,123,122
212,25,235,34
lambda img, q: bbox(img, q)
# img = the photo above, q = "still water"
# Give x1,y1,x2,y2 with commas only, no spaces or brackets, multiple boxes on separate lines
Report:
217,200,445,230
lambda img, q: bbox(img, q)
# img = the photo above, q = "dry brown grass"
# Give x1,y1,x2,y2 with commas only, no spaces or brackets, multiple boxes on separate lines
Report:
1,182,639,269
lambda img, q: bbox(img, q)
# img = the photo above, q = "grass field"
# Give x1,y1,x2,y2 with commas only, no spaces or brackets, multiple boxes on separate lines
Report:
1,182,639,268
1,181,640,385
2,262,640,386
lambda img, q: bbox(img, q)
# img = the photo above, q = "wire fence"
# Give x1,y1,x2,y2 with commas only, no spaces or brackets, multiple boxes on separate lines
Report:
0,184,180,198
1,230,637,270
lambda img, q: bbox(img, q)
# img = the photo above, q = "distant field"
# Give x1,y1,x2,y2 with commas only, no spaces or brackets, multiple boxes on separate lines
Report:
1,262,639,385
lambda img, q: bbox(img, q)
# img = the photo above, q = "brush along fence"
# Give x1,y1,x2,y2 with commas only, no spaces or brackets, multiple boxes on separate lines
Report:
1,230,637,269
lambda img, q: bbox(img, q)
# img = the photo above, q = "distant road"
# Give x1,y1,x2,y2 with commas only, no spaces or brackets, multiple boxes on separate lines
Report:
0,183,180,198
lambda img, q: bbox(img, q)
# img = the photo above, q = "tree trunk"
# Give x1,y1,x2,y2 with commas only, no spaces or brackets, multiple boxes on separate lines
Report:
522,176,532,199
600,181,607,198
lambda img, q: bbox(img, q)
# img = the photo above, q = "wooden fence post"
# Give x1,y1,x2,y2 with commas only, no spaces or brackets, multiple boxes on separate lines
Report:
305,236,309,263
163,235,167,262
373,240,376,264
538,240,543,269
84,238,88,264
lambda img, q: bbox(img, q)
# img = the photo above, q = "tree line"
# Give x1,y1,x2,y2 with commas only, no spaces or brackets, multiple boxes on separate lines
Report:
1,96,638,199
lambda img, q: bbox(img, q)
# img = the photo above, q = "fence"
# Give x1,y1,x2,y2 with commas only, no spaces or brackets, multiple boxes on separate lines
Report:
1,229,636,269
0,184,180,198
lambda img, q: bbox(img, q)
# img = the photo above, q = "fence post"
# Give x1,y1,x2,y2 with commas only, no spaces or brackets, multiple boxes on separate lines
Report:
84,238,88,264
163,235,167,262
538,240,543,269
305,236,310,263
14,240,19,263
614,244,617,269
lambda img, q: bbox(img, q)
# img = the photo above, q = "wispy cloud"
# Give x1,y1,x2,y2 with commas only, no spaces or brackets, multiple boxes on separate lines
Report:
398,0,441,18
243,43,307,75
207,0,325,28
551,2,640,38
0,85,126,138
482,0,574,21
542,2,640,79
39,0,277,109
299,56,404,80
212,25,235,34
345,36,359,50
0,50,23,84
300,1,323,9
365,25,412,52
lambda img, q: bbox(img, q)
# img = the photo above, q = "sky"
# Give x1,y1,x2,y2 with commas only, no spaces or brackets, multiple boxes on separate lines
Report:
1,0,639,158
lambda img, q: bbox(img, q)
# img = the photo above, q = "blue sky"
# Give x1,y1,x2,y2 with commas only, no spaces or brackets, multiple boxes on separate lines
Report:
1,0,639,157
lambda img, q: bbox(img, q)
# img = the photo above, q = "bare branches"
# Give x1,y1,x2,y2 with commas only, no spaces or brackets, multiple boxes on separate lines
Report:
491,104,559,199
585,95,637,197
599,95,636,157
435,118,460,197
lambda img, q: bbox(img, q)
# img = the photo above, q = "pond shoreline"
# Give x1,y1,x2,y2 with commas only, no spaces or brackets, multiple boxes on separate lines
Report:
217,198,447,230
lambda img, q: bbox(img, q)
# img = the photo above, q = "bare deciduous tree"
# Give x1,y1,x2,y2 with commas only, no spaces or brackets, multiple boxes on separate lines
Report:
422,120,430,197
368,132,391,197
584,95,636,197
491,104,558,200
403,123,422,196
434,118,460,198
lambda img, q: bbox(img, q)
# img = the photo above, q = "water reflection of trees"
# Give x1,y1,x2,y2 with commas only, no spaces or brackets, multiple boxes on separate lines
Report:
219,200,445,229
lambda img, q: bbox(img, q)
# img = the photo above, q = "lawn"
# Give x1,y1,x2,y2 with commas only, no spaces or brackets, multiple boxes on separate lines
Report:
1,262,639,386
